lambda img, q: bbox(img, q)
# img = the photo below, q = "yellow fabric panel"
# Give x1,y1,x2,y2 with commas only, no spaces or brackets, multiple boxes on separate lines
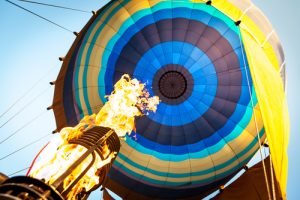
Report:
209,0,242,22
212,0,280,70
191,0,210,4
122,0,152,14
85,66,104,113
241,29,289,199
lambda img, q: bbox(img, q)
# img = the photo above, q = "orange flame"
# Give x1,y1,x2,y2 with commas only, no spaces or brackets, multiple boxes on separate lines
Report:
29,75,159,199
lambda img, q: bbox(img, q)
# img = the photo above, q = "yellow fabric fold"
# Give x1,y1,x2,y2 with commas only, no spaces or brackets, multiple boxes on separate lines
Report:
241,29,289,199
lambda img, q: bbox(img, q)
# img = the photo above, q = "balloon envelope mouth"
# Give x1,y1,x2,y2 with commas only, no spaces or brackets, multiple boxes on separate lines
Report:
152,65,194,105
158,71,187,99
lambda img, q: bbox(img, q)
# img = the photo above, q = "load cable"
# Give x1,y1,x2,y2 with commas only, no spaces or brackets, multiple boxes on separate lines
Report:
8,167,30,176
17,0,91,13
0,110,47,145
0,86,50,129
0,133,51,161
0,65,56,120
5,0,73,33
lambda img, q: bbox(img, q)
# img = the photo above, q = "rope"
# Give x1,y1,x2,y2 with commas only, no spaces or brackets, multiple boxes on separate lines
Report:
0,65,56,120
238,31,272,200
269,149,276,200
238,3,253,21
279,60,286,73
263,140,268,158
17,0,91,13
8,167,30,176
261,30,274,48
0,134,51,161
5,0,73,33
0,110,47,145
0,86,50,129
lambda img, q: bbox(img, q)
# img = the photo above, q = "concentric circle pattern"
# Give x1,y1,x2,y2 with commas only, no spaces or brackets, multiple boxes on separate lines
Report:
52,0,288,199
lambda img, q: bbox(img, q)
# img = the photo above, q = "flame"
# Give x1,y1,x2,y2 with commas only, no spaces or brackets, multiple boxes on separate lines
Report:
29,75,159,199
95,74,159,137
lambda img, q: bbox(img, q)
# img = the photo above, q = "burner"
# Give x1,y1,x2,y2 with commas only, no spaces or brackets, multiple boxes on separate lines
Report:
0,127,121,200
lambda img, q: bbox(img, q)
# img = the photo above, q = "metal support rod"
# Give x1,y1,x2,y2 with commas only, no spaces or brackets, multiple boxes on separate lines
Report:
61,153,96,196
51,129,114,189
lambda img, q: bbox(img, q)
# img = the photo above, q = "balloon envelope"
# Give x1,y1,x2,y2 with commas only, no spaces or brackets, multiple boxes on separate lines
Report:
52,0,285,199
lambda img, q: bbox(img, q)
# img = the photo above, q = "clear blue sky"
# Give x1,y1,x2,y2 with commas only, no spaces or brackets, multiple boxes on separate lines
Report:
0,1,298,199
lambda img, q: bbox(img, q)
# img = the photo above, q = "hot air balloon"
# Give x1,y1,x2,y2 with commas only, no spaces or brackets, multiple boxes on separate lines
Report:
51,0,289,199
